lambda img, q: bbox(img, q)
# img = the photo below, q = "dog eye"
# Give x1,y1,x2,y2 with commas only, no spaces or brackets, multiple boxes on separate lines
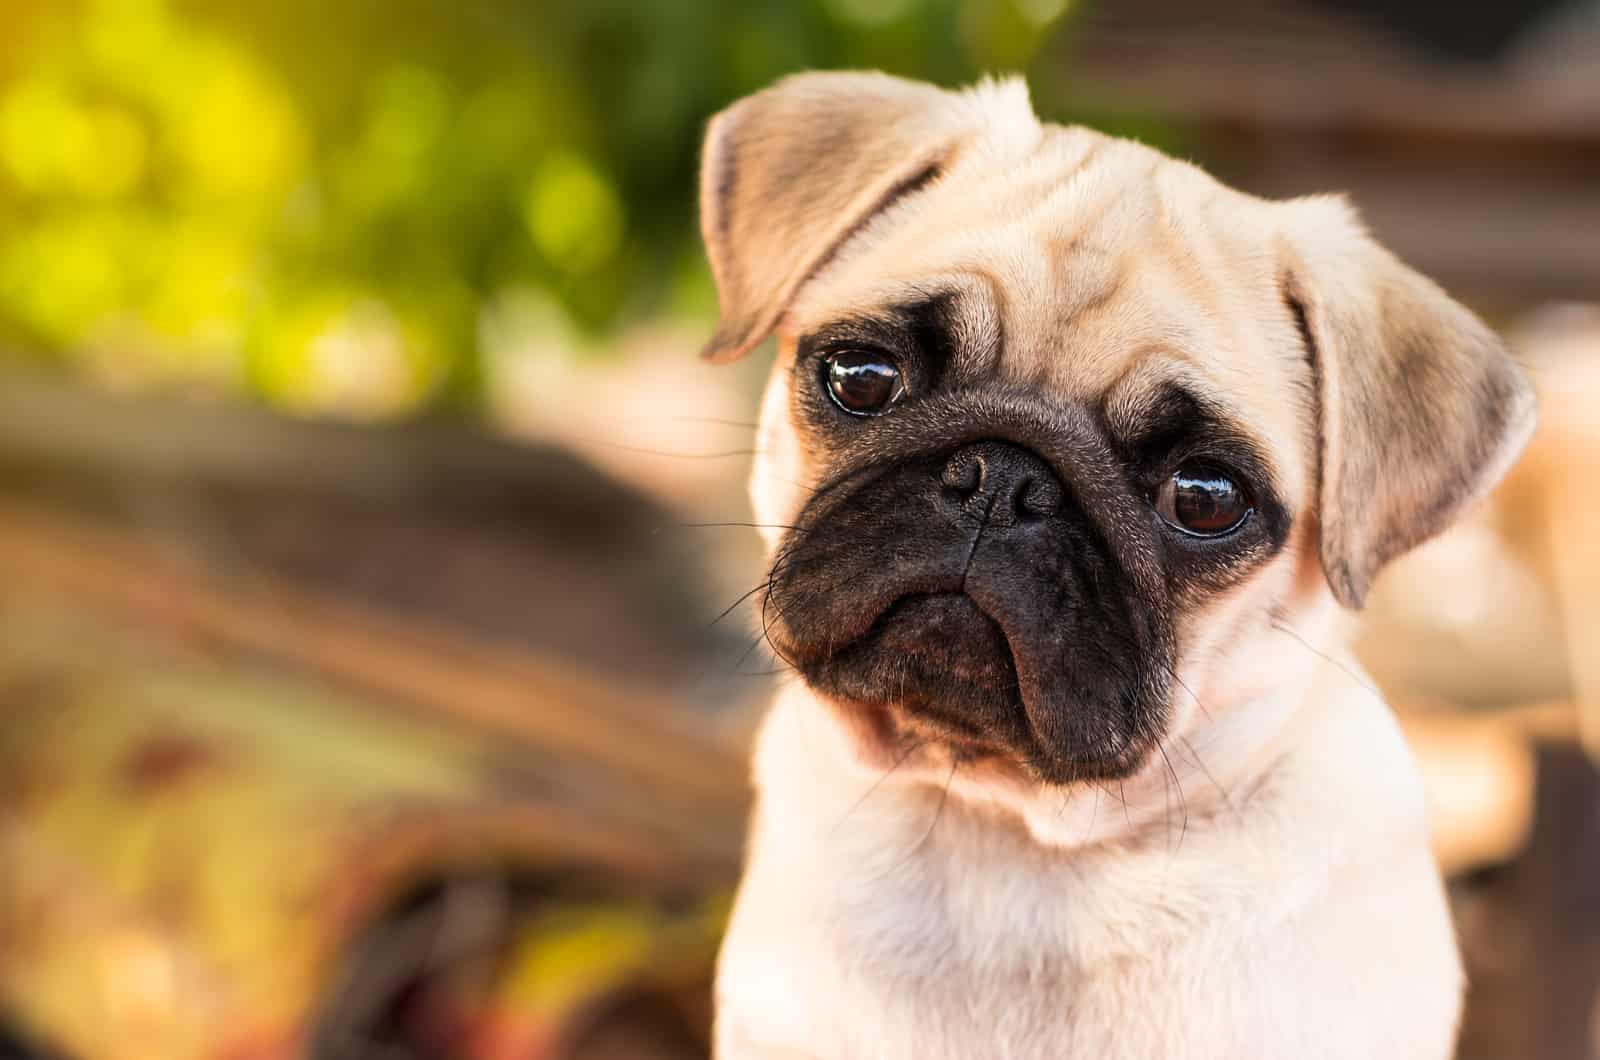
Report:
822,350,904,416
1156,465,1252,536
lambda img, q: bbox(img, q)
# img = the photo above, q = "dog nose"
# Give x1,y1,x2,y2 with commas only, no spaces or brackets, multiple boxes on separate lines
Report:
940,441,1063,523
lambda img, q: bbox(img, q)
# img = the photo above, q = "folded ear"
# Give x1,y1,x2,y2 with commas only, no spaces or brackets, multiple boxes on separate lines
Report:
1280,197,1537,608
698,72,1023,363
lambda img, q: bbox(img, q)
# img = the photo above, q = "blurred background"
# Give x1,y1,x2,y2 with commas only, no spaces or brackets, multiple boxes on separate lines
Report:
0,1,1595,1057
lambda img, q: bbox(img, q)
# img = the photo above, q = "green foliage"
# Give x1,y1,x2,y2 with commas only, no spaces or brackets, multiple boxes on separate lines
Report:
0,0,1079,418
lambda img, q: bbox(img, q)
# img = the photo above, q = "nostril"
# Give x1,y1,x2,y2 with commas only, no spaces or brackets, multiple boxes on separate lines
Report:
1015,475,1062,520
941,443,1064,522
941,453,986,498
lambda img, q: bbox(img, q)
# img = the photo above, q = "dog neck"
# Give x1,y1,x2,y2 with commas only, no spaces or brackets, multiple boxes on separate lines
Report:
743,622,1416,974
759,676,1310,857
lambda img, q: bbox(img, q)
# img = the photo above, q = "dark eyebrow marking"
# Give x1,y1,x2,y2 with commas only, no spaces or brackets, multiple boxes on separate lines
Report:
895,293,959,390
1102,377,1274,471
1101,381,1214,452
798,291,960,384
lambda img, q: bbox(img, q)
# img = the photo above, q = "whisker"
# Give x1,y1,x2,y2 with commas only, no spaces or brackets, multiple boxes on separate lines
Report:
757,580,804,674
640,416,759,429
832,741,926,835
1165,669,1213,723
730,620,778,676
594,443,765,460
906,758,958,861
1095,780,1129,812
1156,741,1189,855
672,520,806,533
1177,735,1236,815
1080,785,1102,843
701,544,818,635
707,581,772,629
1269,619,1382,699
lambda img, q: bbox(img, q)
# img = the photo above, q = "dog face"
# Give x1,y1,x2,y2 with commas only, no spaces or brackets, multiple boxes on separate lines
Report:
699,73,1534,793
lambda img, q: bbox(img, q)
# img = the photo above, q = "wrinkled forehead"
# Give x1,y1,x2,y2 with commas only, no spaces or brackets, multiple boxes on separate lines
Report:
782,126,1314,502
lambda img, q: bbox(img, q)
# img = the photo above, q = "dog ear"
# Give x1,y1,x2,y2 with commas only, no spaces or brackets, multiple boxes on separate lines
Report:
698,72,1006,363
1281,197,1536,609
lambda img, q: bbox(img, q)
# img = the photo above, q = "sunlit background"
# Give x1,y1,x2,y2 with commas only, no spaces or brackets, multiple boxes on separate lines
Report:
0,1,1596,1058
0,0,1076,416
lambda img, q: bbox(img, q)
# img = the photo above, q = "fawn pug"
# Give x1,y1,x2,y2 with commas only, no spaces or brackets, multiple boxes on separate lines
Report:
698,72,1534,1060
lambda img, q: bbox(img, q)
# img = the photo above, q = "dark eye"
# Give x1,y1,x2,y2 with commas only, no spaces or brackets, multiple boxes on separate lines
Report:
822,350,904,416
1156,465,1252,537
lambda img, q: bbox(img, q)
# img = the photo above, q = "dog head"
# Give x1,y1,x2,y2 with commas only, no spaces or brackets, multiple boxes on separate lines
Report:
698,73,1534,798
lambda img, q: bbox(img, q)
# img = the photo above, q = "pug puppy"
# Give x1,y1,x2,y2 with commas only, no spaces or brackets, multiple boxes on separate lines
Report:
698,72,1535,1060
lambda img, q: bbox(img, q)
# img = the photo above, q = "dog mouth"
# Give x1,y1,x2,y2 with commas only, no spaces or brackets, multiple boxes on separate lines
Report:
763,439,1174,785
787,587,1152,784
809,592,1023,751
